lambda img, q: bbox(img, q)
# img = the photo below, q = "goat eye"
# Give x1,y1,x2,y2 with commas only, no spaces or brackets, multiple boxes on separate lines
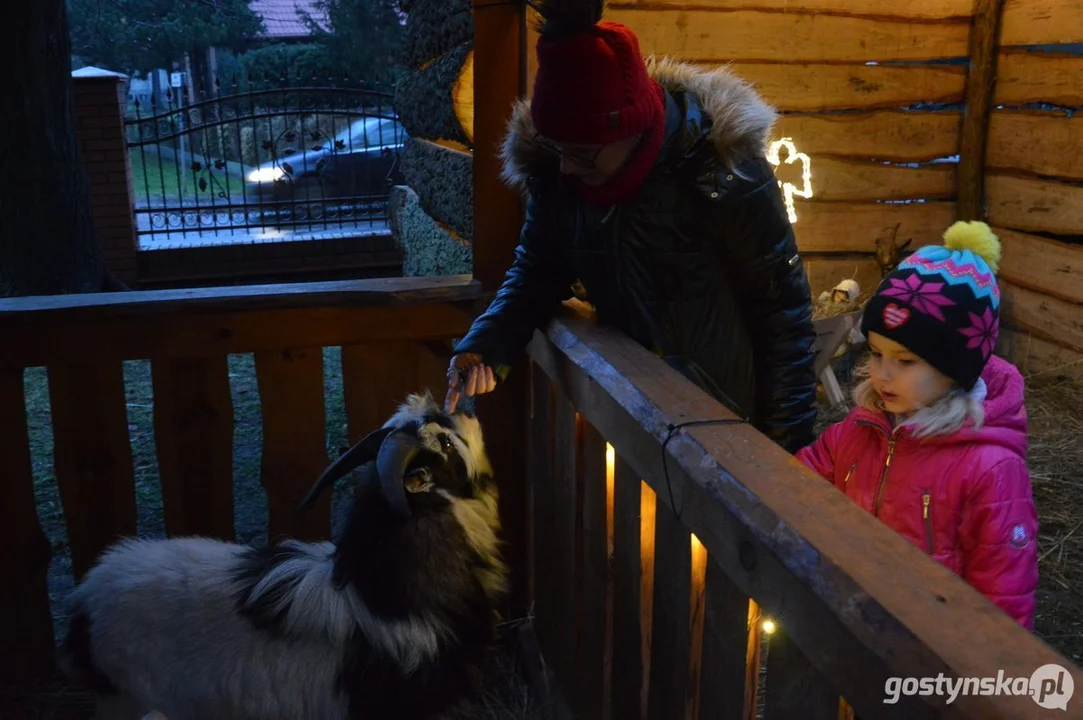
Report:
441,435,454,452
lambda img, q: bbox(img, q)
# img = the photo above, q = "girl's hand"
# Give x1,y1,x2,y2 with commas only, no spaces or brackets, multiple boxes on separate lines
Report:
444,353,497,413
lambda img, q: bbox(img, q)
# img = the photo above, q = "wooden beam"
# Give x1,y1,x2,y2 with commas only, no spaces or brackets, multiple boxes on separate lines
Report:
956,0,1006,220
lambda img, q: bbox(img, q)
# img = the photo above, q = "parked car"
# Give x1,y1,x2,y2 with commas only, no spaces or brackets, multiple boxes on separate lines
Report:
245,115,407,224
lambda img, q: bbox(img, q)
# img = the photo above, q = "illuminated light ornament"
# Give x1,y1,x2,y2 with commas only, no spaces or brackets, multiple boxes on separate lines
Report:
762,618,777,635
766,137,813,224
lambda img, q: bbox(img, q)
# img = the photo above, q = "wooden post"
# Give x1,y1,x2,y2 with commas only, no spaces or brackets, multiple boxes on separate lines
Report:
956,0,1007,221
472,0,529,613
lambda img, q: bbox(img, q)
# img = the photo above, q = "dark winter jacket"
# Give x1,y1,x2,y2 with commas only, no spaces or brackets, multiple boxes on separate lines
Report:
454,58,818,452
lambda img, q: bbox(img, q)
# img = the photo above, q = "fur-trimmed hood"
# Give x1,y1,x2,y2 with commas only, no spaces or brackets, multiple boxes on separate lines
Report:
499,57,778,194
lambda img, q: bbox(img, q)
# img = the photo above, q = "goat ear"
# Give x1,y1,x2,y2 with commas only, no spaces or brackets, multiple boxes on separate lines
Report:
295,426,396,516
901,238,913,250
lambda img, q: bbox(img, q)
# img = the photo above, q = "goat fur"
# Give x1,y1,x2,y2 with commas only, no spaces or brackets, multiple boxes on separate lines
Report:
60,392,509,720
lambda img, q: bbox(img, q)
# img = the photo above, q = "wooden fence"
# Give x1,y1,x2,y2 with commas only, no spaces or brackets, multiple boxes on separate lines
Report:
525,303,1081,720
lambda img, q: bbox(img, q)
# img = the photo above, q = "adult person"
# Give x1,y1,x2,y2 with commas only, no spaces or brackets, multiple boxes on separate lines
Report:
445,0,818,453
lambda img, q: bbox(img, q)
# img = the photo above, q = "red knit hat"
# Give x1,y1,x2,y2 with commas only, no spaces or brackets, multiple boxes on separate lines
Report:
530,21,664,145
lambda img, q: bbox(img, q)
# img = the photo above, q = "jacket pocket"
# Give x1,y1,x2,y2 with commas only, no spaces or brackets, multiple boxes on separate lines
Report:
922,491,934,555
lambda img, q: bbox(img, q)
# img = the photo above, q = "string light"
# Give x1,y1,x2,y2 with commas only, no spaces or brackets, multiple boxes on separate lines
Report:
762,618,777,635
766,137,813,224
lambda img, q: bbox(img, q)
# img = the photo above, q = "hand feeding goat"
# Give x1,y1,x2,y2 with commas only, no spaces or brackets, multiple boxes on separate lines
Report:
60,392,510,720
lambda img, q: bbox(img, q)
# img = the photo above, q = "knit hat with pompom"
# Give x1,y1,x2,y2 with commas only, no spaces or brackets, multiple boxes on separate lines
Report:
861,221,1003,390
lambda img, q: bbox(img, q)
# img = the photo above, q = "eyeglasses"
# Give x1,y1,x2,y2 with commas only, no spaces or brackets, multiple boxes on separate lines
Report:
533,134,606,170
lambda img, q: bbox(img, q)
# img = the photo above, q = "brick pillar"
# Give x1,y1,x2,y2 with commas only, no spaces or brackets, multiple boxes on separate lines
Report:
71,67,138,286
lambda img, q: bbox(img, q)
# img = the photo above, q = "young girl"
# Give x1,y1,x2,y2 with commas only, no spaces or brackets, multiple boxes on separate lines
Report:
797,221,1039,629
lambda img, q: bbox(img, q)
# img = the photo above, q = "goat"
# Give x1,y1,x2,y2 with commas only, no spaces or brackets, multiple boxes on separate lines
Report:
874,222,913,278
60,391,509,720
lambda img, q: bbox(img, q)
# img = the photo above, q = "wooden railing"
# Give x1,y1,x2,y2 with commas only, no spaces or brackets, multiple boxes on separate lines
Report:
0,275,483,685
525,302,1082,720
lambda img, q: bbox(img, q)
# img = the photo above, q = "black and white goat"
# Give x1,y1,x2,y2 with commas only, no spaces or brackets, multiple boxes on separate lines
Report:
60,392,509,720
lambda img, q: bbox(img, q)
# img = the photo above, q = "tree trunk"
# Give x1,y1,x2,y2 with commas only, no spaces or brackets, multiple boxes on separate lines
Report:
1,0,105,297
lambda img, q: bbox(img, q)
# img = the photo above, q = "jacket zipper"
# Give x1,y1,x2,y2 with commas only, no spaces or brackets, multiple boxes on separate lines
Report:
873,427,902,517
922,491,934,554
842,461,857,487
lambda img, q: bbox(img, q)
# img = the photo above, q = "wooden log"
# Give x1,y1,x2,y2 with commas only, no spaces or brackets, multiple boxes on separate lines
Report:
527,309,1080,719
611,8,969,62
806,157,956,202
715,62,966,113
1001,281,1083,354
611,456,646,720
986,111,1083,182
993,51,1083,107
403,0,472,69
802,255,883,299
793,201,958,254
394,43,472,148
996,228,1083,304
254,347,330,542
453,50,474,145
626,0,974,19
996,327,1083,380
697,559,753,720
955,0,1005,221
986,173,1083,237
774,111,961,163
388,186,474,277
401,137,473,240
1000,0,1083,46
574,420,609,720
761,628,839,720
0,368,55,684
49,361,137,581
647,501,693,720
151,356,235,540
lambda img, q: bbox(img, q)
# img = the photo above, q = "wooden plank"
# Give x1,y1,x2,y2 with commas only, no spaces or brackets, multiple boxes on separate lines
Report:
775,111,960,163
151,356,235,540
49,362,137,581
997,228,1083,304
807,157,956,202
627,0,974,18
0,368,55,683
647,502,692,720
574,420,609,720
986,172,1083,236
956,0,1006,221
793,201,958,254
611,456,645,720
1001,281,1083,354
640,482,658,719
1000,0,1083,46
994,51,1083,107
254,347,330,542
986,111,1083,182
715,62,966,113
527,310,1079,719
997,327,1083,380
341,342,424,445
761,628,839,720
697,558,751,720
0,303,478,371
611,9,970,62
803,255,883,299
687,535,708,720
746,602,764,720
550,395,580,690
528,362,556,671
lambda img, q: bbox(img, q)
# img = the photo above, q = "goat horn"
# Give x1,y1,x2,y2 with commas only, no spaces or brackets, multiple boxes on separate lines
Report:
376,430,420,519
296,426,395,517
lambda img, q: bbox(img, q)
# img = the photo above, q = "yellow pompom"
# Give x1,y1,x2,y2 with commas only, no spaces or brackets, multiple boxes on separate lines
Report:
942,220,1001,274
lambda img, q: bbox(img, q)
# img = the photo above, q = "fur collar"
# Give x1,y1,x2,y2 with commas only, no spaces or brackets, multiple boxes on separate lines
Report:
499,57,778,194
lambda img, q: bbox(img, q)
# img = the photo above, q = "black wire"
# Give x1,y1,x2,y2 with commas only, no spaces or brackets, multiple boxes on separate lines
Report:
661,417,748,521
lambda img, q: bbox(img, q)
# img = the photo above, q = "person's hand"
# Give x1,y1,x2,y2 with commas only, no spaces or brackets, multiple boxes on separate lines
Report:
444,353,497,414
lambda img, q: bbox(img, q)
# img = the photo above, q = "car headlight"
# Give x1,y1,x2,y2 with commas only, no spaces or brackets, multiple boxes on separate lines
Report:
247,166,285,183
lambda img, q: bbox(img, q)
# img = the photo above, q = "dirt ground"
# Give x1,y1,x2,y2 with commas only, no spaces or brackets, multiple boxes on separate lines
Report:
4,347,1081,718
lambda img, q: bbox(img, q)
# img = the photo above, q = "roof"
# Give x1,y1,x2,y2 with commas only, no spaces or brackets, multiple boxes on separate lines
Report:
249,0,330,40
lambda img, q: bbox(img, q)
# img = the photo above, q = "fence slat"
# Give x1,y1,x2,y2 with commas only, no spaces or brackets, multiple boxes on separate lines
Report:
151,356,235,540
647,500,692,720
550,394,580,690
342,342,424,444
529,362,556,663
697,558,754,720
254,347,329,541
573,420,609,719
0,369,54,683
49,361,137,580
611,455,644,720
762,627,840,720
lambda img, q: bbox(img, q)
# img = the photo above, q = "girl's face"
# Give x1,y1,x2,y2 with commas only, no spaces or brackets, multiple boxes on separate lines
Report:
539,133,643,186
867,332,955,416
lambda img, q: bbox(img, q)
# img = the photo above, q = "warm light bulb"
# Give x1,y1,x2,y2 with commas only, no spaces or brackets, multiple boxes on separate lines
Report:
766,137,813,224
762,619,777,635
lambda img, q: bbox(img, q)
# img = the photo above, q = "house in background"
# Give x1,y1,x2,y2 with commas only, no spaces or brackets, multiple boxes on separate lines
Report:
249,0,330,43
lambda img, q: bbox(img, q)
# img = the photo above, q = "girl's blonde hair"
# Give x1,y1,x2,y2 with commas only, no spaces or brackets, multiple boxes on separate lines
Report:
851,357,987,438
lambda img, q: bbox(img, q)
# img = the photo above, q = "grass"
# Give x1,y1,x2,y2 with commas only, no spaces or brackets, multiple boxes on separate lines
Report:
128,149,246,207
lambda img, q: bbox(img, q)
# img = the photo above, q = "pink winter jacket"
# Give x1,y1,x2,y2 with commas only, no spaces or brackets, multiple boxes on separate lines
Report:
796,355,1039,629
